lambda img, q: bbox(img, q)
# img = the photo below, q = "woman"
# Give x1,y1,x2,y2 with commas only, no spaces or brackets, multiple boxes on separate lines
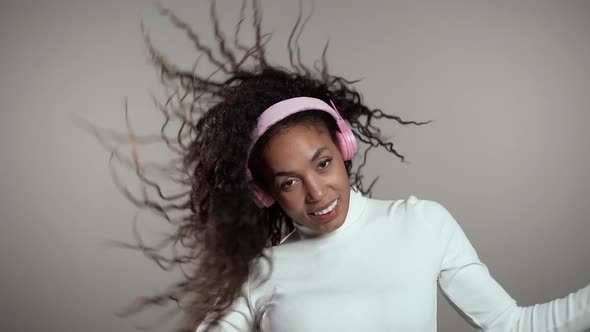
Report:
111,2,590,331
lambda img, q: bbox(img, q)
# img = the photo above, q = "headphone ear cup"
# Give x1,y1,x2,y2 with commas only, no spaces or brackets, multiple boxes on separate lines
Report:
329,99,357,161
336,131,357,161
246,169,275,208
250,180,275,208
336,132,349,160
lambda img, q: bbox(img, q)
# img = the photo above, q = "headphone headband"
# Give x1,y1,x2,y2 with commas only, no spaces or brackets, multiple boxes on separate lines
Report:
247,97,343,158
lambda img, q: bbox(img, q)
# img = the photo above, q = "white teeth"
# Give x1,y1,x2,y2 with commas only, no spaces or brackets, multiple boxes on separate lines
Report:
312,199,338,216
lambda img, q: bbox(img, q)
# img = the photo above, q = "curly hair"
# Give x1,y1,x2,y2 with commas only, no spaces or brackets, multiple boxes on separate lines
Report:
97,1,431,331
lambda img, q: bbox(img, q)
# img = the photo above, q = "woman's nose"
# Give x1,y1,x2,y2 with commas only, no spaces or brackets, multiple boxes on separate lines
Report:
305,177,326,203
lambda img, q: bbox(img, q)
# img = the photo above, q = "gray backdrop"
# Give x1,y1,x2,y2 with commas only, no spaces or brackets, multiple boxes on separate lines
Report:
1,0,589,331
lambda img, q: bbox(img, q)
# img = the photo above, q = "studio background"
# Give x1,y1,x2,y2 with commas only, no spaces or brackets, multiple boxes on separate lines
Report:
1,1,589,331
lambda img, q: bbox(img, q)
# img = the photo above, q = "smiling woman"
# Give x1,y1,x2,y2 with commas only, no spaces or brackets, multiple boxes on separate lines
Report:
255,111,351,234
105,1,590,332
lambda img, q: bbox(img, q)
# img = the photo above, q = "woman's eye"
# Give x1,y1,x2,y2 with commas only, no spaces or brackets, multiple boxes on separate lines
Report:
280,179,296,189
319,158,332,169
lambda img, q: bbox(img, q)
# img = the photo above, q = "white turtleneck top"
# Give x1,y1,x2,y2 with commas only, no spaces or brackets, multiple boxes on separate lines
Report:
197,189,590,331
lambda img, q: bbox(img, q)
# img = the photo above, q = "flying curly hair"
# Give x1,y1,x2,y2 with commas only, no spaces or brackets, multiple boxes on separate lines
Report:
91,1,431,331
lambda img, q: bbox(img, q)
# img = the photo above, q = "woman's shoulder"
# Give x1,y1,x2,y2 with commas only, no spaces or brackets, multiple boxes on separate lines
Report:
361,194,460,252
361,194,459,239
364,193,450,219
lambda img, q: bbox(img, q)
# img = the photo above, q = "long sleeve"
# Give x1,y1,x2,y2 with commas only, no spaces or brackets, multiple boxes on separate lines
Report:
195,278,257,332
426,200,590,332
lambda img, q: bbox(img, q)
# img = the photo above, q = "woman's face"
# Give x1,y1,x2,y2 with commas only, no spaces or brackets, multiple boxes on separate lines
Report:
260,122,351,234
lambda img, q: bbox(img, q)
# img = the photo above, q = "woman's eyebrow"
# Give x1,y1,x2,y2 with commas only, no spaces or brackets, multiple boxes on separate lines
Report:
273,170,298,178
272,147,329,178
310,147,328,162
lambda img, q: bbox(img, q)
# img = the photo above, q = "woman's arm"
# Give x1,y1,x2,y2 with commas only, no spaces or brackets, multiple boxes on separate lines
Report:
195,277,257,332
422,200,590,331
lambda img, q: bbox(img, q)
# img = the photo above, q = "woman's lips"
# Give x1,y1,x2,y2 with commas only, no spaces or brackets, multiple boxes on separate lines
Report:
308,199,339,223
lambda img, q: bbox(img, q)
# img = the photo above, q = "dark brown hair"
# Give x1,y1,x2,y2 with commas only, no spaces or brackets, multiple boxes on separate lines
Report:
94,1,430,331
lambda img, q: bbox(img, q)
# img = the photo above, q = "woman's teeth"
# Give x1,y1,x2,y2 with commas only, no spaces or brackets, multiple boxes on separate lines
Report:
312,199,338,216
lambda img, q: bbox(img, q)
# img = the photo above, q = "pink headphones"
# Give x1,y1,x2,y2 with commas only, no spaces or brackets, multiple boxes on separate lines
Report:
246,96,357,207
